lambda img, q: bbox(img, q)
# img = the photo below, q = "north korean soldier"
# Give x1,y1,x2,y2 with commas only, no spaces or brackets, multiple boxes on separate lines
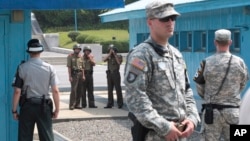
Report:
124,0,200,140
12,39,60,141
67,44,85,110
103,44,124,109
82,46,97,108
193,29,249,141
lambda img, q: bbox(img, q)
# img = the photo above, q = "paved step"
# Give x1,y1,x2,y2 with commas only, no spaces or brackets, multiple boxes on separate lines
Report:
42,56,67,65
41,51,68,65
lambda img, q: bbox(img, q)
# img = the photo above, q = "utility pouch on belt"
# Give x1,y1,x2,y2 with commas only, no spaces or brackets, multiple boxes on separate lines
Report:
204,104,213,124
128,112,149,141
106,70,110,74
19,87,28,107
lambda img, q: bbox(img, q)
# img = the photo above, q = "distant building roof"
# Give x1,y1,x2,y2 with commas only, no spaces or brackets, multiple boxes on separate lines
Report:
100,0,250,23
100,0,204,16
0,0,124,10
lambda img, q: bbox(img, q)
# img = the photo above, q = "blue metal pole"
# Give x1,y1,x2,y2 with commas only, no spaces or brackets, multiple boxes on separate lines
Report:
74,9,77,31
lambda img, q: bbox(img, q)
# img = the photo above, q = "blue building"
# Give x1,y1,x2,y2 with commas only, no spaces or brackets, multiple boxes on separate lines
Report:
0,0,124,140
100,0,250,110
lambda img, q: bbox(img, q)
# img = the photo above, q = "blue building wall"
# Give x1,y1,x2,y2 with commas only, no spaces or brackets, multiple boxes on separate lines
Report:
129,6,250,110
0,10,31,141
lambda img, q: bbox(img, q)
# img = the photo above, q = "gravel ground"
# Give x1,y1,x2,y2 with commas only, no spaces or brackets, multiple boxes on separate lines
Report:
53,119,201,141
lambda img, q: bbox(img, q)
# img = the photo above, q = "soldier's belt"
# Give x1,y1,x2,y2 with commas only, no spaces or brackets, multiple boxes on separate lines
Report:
107,70,119,73
26,98,51,105
202,103,239,111
84,70,93,75
73,69,82,72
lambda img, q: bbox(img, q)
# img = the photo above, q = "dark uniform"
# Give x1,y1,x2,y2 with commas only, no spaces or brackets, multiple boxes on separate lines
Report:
12,39,60,141
67,44,84,110
82,46,97,108
104,45,123,108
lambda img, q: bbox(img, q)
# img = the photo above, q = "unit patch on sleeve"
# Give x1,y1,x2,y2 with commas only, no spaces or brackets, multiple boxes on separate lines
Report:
127,72,137,83
131,58,145,71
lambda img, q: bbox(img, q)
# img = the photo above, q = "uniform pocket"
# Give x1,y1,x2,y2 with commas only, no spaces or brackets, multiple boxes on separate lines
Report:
222,108,239,124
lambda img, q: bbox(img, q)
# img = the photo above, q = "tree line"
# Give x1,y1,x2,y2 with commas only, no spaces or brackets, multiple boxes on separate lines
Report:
33,0,138,32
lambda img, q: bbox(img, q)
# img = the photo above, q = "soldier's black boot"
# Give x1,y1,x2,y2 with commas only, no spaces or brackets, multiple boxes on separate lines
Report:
89,101,98,108
104,103,114,108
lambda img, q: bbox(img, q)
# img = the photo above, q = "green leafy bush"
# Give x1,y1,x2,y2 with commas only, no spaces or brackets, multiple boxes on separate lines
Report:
68,31,80,41
76,34,89,43
100,41,129,53
84,36,103,43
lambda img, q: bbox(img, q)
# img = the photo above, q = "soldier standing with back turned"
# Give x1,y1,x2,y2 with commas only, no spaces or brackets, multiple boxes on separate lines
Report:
82,46,97,108
194,29,249,141
12,39,60,141
67,44,85,110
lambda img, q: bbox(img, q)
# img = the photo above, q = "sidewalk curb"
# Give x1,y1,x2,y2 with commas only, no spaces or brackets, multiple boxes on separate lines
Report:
58,86,126,92
53,116,129,123
53,130,73,141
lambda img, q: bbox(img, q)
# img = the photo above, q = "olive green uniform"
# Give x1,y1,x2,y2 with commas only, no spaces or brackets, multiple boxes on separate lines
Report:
82,55,96,107
106,55,123,107
67,53,84,109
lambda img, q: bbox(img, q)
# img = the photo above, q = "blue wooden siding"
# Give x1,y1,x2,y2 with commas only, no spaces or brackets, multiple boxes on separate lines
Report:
0,10,31,141
0,15,9,141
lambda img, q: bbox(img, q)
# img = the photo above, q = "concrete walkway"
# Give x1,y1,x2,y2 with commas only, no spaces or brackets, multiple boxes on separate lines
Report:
56,91,128,122
33,51,129,141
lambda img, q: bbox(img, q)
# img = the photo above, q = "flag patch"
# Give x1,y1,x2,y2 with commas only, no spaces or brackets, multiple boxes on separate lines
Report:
131,58,145,71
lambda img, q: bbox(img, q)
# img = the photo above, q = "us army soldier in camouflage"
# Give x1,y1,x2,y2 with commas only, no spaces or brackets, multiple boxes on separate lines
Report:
193,29,249,141
124,0,200,141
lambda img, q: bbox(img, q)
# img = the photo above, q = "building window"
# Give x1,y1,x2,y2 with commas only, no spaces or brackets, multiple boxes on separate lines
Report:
233,30,240,52
201,32,206,51
187,32,192,50
180,31,191,52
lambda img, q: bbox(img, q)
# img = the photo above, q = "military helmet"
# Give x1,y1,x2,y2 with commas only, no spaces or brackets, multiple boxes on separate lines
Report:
108,44,118,53
83,46,91,52
73,44,81,50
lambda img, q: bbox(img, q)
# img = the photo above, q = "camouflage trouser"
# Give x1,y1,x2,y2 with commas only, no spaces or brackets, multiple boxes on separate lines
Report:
200,108,239,141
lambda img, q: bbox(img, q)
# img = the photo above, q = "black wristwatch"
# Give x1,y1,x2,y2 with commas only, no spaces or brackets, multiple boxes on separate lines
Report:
12,110,17,114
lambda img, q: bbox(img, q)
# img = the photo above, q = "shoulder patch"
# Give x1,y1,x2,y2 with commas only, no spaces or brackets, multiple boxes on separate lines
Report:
131,58,145,71
127,72,137,83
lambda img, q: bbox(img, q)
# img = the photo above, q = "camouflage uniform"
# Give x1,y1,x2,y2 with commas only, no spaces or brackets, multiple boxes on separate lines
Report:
195,53,249,141
124,38,200,141
67,53,84,109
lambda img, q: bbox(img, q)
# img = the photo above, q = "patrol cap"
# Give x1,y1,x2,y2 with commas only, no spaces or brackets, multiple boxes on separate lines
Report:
215,29,231,41
146,0,180,19
26,39,44,53
83,46,91,52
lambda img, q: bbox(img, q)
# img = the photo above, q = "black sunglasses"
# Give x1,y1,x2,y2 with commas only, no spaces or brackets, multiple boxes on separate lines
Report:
159,15,177,22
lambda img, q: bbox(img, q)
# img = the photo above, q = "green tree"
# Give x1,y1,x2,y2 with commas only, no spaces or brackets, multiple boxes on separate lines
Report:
125,0,139,4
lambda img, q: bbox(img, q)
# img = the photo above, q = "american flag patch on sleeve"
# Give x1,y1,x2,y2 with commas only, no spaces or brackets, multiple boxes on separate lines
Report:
131,58,145,71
